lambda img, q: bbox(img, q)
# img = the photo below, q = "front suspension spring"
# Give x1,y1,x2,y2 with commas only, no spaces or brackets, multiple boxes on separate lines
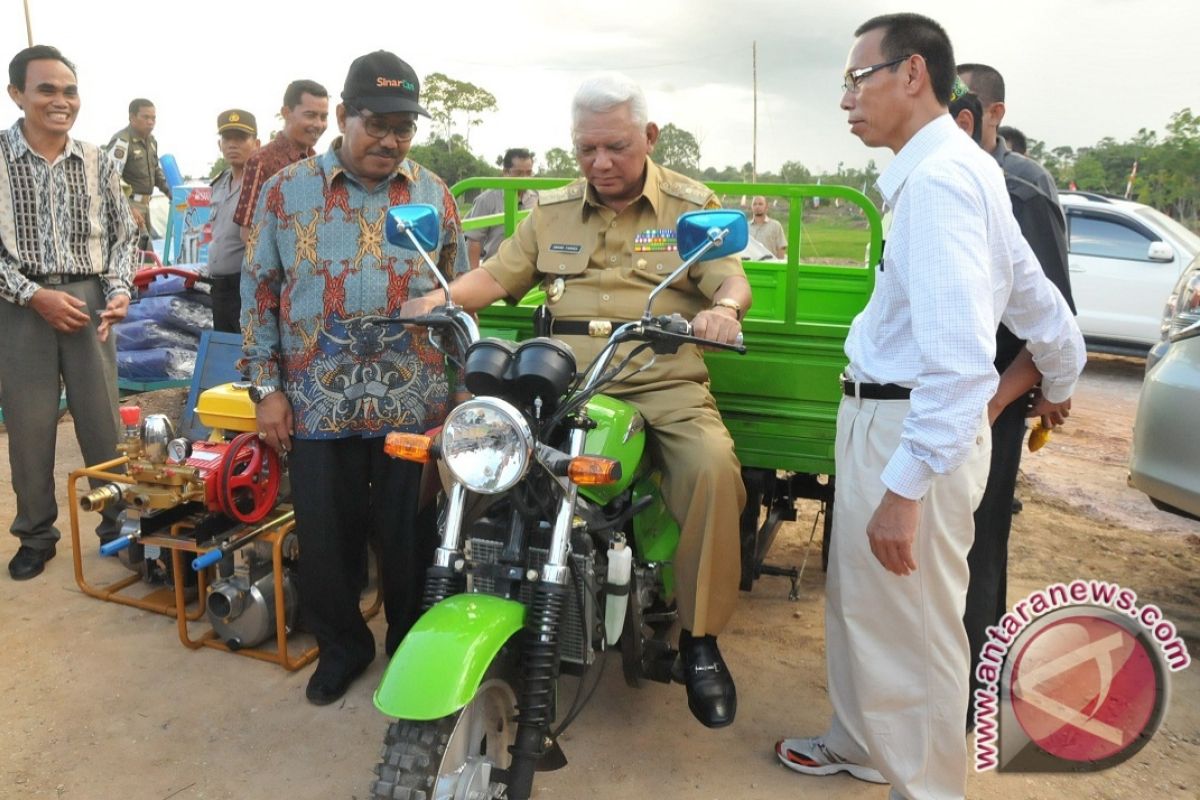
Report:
421,564,464,610
518,581,567,728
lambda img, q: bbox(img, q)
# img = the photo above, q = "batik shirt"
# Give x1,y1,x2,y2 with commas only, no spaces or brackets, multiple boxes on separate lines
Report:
232,133,314,228
0,121,136,306
239,141,468,440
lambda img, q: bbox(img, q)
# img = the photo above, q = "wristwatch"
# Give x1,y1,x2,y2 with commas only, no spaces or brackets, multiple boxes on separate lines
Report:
712,297,743,321
248,385,278,404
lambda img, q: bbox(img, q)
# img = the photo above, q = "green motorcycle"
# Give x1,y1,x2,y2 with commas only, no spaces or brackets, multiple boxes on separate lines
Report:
368,204,747,800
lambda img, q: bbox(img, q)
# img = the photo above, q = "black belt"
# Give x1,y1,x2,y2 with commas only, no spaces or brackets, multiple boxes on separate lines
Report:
551,319,633,337
24,272,98,286
842,380,911,400
209,274,241,284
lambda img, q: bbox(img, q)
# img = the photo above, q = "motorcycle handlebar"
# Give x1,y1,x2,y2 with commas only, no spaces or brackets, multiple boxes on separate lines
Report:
645,316,746,355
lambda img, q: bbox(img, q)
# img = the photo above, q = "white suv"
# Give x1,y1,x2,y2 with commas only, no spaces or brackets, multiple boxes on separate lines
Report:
1061,191,1200,354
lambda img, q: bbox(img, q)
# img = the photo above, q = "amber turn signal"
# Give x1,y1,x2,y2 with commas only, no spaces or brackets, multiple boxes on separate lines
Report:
384,432,434,463
567,456,622,485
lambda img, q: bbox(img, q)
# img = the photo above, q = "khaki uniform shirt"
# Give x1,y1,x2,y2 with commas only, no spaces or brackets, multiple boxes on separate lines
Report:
483,159,743,385
106,126,170,197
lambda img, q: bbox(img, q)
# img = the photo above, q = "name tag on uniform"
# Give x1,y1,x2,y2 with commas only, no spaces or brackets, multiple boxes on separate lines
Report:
550,243,582,253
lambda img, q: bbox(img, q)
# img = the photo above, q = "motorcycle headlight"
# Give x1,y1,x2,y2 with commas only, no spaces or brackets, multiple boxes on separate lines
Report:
440,398,533,494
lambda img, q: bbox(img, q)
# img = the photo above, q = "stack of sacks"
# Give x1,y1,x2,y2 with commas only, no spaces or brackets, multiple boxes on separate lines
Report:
115,266,213,381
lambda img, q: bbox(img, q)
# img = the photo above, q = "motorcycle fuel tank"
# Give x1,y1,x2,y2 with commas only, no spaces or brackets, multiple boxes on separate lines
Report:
579,394,645,504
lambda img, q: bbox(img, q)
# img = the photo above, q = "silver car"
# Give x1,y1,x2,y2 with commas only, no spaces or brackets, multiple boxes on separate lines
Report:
1129,252,1200,519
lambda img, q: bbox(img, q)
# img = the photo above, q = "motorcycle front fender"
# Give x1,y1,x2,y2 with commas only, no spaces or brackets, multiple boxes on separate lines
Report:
372,593,525,720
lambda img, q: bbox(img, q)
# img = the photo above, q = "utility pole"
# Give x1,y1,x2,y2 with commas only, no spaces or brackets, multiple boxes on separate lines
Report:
752,41,758,183
24,0,34,46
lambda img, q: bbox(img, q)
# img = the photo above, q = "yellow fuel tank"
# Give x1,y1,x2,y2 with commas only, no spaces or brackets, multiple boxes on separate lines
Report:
195,382,257,433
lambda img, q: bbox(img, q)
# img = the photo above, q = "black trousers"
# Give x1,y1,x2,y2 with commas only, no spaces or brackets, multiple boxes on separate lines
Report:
210,274,242,334
963,397,1028,702
289,436,437,675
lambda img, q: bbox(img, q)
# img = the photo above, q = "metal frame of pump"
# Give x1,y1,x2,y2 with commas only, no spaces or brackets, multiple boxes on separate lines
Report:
67,408,384,672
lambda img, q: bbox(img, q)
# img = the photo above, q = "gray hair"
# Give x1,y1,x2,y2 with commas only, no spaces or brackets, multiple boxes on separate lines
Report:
571,73,648,136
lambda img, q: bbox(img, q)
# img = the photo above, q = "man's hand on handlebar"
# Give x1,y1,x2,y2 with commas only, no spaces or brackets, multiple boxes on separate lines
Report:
692,305,742,346
398,291,445,322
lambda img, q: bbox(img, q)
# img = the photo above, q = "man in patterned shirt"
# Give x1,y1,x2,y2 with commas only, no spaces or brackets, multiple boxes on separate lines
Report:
239,50,468,705
1,45,136,580
233,79,329,243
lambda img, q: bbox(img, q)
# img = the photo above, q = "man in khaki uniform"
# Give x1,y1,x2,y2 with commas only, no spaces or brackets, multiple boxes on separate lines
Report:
402,72,751,729
107,98,171,243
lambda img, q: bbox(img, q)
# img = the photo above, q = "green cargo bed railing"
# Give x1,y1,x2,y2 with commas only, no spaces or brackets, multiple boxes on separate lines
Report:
451,177,882,477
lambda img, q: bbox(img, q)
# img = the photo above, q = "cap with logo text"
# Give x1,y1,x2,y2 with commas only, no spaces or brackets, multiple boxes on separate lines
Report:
342,50,429,117
217,109,257,136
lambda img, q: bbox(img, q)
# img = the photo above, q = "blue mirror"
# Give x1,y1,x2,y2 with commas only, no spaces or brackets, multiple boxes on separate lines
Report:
676,209,749,262
386,204,441,252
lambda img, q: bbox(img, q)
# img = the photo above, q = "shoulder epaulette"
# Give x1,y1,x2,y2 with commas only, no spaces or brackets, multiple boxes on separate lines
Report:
660,179,711,207
538,181,586,205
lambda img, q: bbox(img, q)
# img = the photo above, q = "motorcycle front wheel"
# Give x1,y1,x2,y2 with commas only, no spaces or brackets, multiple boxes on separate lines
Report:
370,657,518,800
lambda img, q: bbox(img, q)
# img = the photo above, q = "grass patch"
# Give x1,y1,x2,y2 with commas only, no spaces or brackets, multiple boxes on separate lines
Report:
796,218,872,263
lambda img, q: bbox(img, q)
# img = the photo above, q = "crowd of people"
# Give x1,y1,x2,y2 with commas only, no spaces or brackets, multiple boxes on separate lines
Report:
2,10,1085,797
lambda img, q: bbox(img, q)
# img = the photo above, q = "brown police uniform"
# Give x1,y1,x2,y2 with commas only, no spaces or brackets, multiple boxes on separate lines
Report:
483,158,747,636
106,126,170,236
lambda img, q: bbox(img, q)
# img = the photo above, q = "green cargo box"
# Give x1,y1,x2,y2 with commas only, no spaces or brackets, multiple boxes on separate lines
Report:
464,178,882,479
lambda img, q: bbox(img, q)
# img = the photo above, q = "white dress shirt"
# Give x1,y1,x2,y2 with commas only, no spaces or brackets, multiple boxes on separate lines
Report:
844,114,1084,500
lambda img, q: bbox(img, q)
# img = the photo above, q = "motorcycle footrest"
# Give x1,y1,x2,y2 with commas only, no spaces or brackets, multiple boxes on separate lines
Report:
535,739,568,772
641,641,678,684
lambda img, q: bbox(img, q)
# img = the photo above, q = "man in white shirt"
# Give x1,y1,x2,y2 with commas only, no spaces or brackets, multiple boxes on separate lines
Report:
775,13,1084,799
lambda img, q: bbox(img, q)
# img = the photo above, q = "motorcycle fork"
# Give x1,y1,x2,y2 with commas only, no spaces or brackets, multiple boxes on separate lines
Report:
421,483,468,608
507,425,587,799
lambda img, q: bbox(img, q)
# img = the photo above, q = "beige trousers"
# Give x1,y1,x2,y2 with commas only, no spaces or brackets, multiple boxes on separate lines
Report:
823,395,990,800
615,379,746,636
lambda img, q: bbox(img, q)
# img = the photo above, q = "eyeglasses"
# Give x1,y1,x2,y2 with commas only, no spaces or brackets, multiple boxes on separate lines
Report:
353,108,418,141
842,55,911,94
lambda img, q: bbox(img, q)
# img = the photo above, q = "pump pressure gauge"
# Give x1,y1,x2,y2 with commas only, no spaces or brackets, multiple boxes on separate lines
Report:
167,437,192,464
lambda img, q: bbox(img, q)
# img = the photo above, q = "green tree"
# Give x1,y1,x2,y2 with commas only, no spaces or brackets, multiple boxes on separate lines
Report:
702,165,747,182
208,157,227,180
421,73,498,151
541,147,578,178
780,160,812,184
654,123,701,176
408,136,498,187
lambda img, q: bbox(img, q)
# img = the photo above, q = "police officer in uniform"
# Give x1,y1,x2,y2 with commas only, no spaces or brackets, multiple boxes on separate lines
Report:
107,98,172,245
401,73,751,728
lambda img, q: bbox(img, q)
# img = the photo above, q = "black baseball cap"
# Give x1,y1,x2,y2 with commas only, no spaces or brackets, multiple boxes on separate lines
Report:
342,50,429,117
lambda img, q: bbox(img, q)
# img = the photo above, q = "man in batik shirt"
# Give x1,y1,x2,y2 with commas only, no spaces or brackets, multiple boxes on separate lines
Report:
239,50,467,706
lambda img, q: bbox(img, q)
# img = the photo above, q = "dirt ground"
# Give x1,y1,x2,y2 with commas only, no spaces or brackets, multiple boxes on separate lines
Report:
1,354,1197,800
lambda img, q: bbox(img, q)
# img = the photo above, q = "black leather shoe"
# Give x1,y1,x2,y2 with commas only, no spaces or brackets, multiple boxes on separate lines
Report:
305,657,371,706
8,545,56,580
679,630,737,728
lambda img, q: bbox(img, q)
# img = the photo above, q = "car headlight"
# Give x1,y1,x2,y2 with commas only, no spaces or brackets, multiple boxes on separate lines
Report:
440,398,533,494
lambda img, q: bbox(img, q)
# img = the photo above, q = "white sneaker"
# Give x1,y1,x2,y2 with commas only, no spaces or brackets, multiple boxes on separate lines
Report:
776,737,887,784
